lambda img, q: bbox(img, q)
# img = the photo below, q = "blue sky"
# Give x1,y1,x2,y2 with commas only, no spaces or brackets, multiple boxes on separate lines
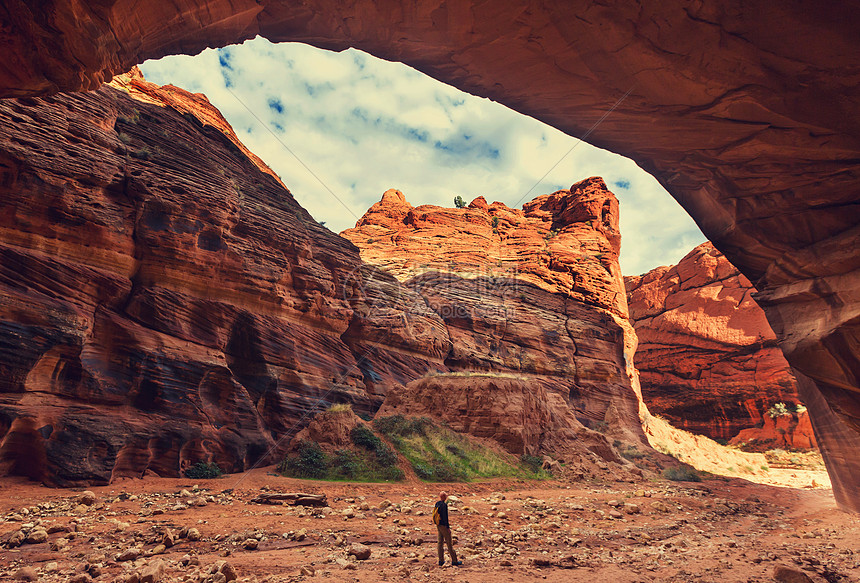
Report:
140,37,705,275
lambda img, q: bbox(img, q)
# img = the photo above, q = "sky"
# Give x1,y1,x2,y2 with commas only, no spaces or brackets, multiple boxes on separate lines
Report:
140,37,705,276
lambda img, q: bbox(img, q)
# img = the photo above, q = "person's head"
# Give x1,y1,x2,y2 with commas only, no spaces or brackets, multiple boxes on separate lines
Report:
439,491,448,501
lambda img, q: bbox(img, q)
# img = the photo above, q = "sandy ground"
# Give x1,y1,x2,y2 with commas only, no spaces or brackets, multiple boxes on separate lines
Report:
1,468,858,583
643,415,832,491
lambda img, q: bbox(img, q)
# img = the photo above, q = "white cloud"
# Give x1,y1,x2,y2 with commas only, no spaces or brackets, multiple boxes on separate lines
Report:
140,37,705,275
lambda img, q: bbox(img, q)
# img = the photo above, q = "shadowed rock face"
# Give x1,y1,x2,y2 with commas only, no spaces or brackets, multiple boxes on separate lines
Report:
0,72,449,484
0,0,858,510
626,243,804,443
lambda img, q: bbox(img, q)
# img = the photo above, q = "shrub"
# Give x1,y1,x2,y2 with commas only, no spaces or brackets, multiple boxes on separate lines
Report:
453,195,466,208
520,454,543,473
331,449,367,479
491,217,499,232
381,466,405,481
131,146,150,160
662,466,702,482
350,425,397,467
767,402,789,418
327,403,352,413
374,415,430,437
279,431,404,483
591,421,609,434
377,415,548,482
413,462,435,480
374,444,398,468
431,462,462,482
280,440,327,479
184,461,222,479
618,446,646,460
117,132,132,144
117,110,141,124
350,425,380,449
446,444,465,458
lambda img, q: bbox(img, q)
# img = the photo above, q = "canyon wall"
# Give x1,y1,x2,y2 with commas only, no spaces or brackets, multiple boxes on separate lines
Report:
0,0,858,510
626,242,808,445
0,72,443,484
343,181,644,450
0,73,642,484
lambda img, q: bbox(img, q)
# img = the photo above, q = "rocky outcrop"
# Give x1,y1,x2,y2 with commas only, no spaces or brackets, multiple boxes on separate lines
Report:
290,406,362,453
1,0,858,511
378,374,623,463
0,72,452,485
343,183,645,447
626,243,807,443
731,410,817,452
345,182,626,319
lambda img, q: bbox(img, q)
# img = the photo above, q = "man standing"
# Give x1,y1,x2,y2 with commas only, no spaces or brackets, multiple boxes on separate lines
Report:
434,491,462,567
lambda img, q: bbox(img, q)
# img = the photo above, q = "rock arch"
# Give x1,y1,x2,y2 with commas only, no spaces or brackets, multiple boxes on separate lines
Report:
1,0,858,510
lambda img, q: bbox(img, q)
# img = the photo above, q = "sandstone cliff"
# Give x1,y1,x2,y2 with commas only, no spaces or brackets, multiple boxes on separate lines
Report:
343,182,645,453
626,243,812,446
730,409,817,452
0,72,447,484
0,74,643,484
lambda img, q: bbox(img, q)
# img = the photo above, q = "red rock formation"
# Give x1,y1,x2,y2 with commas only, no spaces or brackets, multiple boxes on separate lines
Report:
1,0,859,511
731,410,817,452
343,183,645,448
626,242,809,444
109,67,281,184
344,180,626,318
290,406,361,453
0,73,451,484
377,375,641,481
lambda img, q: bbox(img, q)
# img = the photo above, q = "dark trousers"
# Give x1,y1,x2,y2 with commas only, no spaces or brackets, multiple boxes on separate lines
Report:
437,524,458,564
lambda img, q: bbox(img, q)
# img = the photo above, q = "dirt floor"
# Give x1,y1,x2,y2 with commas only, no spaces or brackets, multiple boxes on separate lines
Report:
1,467,858,583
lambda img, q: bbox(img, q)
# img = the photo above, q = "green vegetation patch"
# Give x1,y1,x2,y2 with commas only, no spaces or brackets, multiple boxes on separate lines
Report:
184,461,223,479
374,415,548,482
662,465,702,482
278,426,404,483
767,402,807,418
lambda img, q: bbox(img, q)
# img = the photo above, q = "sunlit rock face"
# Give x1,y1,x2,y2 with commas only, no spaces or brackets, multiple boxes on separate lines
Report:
0,0,858,510
626,243,805,443
343,181,645,449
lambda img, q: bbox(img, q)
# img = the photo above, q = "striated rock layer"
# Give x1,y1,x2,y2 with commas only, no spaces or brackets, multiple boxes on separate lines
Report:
626,242,810,445
0,73,644,484
342,182,645,450
731,410,817,452
0,72,452,485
